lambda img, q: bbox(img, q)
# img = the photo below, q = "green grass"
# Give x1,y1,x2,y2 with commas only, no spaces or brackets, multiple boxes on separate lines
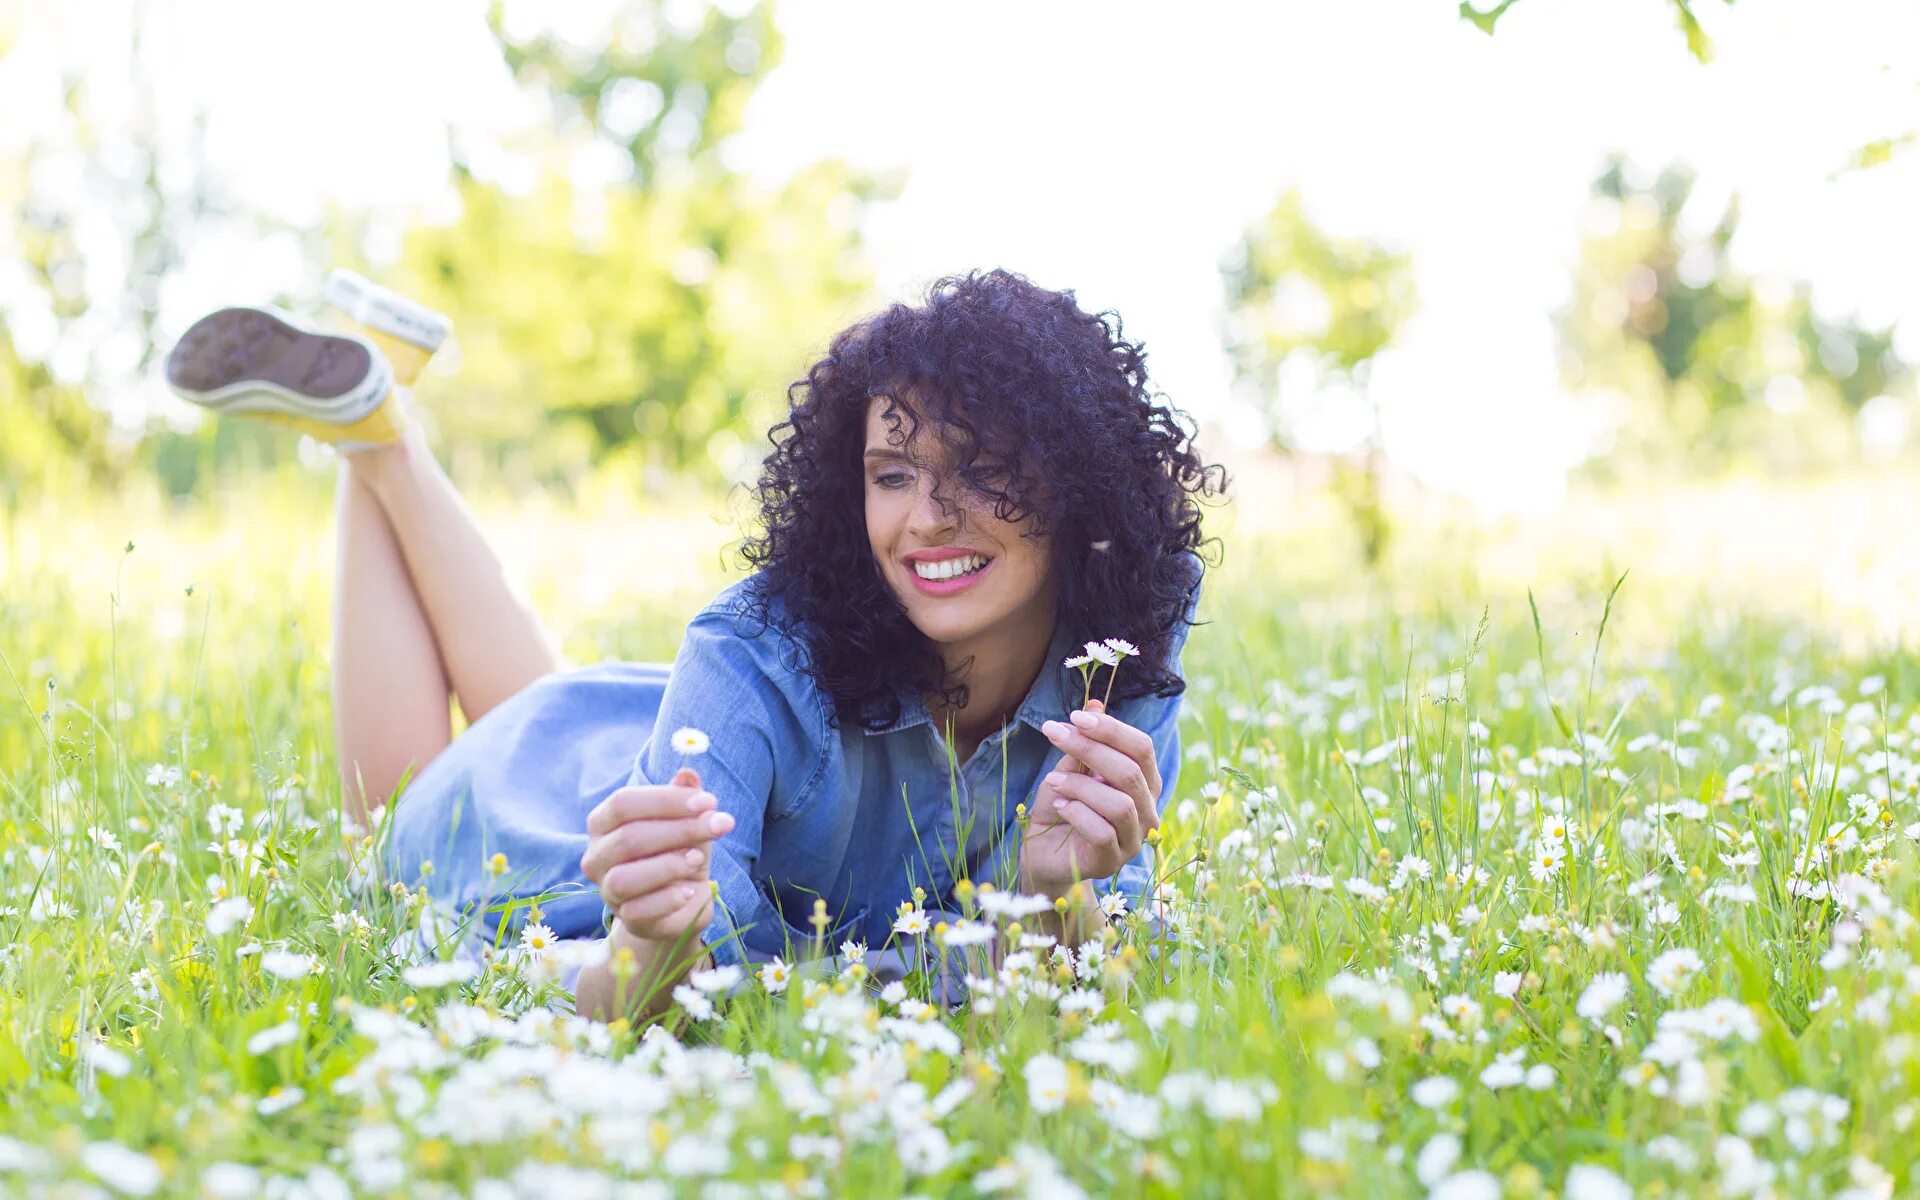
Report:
2,470,1918,1198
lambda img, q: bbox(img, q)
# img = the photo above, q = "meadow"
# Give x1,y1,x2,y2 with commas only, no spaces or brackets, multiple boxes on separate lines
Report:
2,466,1918,1199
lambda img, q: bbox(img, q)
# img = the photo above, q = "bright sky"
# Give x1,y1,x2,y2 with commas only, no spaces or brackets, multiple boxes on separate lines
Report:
5,0,1919,508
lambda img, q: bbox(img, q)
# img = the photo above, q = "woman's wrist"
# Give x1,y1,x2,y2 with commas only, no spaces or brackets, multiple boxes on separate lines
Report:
1014,862,1108,945
576,920,712,1024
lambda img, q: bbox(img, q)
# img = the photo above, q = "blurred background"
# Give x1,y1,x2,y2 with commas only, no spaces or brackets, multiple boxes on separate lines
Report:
3,0,1919,639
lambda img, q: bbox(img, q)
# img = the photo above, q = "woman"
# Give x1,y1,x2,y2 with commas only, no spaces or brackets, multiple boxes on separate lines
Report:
164,268,1223,1020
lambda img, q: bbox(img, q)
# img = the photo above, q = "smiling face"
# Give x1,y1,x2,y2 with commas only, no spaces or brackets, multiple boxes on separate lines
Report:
862,391,1054,655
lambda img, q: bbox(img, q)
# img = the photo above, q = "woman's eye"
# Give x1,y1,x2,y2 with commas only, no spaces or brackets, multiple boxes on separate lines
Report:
873,471,911,489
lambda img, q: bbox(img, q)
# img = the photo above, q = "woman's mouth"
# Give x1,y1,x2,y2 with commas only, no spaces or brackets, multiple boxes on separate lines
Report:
906,552,992,596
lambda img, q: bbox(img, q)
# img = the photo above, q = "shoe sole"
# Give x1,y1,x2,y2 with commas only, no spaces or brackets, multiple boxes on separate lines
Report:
164,306,392,423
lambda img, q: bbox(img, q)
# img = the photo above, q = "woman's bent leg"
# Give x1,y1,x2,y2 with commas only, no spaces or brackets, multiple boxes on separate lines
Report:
333,461,454,825
347,420,565,726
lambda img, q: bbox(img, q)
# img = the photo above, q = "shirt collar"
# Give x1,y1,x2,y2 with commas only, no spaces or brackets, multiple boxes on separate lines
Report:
863,621,1079,738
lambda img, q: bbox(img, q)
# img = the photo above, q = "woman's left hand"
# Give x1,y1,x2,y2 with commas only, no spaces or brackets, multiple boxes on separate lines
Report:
1019,698,1163,898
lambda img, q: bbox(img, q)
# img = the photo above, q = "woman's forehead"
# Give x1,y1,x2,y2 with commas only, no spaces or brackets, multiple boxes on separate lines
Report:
863,389,954,453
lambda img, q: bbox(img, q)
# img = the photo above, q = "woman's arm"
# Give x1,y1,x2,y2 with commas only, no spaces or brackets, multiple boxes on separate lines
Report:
572,597,830,1023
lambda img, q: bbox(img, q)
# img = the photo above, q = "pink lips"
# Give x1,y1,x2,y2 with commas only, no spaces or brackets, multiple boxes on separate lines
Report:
902,549,992,597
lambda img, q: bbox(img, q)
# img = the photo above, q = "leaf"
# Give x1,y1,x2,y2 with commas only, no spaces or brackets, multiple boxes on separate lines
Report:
1457,0,1525,35
1672,0,1718,63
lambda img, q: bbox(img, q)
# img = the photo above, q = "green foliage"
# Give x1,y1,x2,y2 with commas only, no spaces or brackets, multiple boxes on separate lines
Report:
1557,156,1912,474
369,1,897,482
0,0,896,493
3,484,1920,1193
1222,190,1416,393
0,321,117,499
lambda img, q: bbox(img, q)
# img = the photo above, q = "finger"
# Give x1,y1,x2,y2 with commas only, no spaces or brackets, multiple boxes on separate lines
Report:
629,888,715,943
1068,707,1159,788
601,845,709,906
618,878,709,929
1052,795,1121,869
1042,721,1150,813
587,783,713,837
581,810,735,881
1067,698,1152,829
1047,770,1140,851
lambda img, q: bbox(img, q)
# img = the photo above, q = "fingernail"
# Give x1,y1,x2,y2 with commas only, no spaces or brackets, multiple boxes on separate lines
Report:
707,812,733,835
1069,710,1096,729
1046,771,1068,786
1042,720,1068,738
684,847,704,867
686,791,715,813
681,883,696,901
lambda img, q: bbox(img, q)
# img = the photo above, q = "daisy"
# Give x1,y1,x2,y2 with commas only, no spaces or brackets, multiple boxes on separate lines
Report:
759,957,792,994
1103,637,1139,658
260,950,315,980
206,897,253,938
1647,947,1704,996
402,960,478,988
1576,972,1630,1022
1410,1076,1459,1108
672,984,716,1021
690,964,744,993
519,921,558,959
82,1143,161,1197
256,1087,304,1115
246,1021,299,1055
893,906,930,936
671,726,711,756
1025,1054,1070,1112
1083,640,1121,667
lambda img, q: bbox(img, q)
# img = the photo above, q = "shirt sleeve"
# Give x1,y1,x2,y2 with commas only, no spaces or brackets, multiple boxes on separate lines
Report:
1095,568,1199,914
622,597,832,969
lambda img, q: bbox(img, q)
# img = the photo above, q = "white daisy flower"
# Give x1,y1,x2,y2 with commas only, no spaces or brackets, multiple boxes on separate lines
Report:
402,960,478,989
893,907,930,936
260,950,314,980
518,921,558,959
206,897,253,938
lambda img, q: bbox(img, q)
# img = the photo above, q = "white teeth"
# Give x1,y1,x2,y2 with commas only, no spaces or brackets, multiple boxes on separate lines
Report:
912,554,987,581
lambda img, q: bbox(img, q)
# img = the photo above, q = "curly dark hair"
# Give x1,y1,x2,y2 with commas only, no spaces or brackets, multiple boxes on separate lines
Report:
740,268,1226,730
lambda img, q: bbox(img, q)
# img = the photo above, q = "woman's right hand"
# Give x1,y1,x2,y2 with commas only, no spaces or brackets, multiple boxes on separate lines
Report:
581,768,732,942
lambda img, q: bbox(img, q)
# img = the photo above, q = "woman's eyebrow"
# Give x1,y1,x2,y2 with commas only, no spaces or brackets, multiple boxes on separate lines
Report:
862,448,916,463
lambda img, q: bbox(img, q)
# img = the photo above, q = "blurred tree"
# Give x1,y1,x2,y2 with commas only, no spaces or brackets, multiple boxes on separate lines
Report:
1557,156,1912,474
0,0,304,497
1221,189,1416,567
369,1,897,486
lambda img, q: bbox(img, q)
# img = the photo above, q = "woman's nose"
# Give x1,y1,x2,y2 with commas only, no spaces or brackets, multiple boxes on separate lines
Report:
910,478,961,531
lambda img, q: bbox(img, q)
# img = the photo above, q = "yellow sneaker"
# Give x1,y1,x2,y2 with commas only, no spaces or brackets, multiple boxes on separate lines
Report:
164,305,408,452
322,269,452,390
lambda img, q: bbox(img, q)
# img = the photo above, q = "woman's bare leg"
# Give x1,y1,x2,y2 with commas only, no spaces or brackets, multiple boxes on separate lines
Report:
332,463,454,825
346,419,566,728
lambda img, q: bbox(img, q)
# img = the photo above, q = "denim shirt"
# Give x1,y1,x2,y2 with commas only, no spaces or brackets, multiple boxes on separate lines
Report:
631,578,1193,970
